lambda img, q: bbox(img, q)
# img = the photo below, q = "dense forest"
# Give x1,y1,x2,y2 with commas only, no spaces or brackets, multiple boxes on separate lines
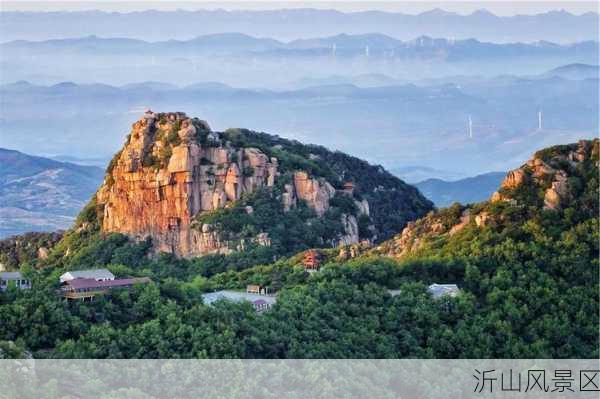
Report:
219,128,433,241
0,140,598,359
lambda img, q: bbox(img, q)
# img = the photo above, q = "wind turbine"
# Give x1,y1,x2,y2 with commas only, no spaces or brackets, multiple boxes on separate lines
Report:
468,115,473,139
538,111,543,131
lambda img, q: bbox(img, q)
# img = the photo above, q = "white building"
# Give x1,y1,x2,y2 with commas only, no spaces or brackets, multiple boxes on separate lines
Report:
427,284,460,299
60,269,115,284
0,272,31,291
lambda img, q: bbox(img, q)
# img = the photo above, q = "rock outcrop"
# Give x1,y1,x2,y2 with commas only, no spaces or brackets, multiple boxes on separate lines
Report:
375,139,598,259
374,210,452,258
491,139,597,210
97,112,281,257
96,112,390,257
292,171,336,217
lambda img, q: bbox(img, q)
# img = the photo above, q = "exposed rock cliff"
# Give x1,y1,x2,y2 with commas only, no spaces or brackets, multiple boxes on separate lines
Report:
375,139,599,259
293,171,335,217
95,112,433,258
98,112,280,256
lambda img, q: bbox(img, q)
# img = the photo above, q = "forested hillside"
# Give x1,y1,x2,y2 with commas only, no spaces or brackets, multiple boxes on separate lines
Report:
0,140,597,359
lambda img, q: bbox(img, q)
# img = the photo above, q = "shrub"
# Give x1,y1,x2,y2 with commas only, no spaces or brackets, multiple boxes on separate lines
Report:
159,146,173,166
142,153,159,168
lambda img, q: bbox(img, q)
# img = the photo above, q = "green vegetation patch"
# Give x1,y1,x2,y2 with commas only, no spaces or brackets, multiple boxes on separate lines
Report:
194,185,361,256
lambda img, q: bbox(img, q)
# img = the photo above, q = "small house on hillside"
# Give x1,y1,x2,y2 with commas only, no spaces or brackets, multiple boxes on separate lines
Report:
0,272,31,291
60,269,115,284
427,284,460,299
61,277,150,301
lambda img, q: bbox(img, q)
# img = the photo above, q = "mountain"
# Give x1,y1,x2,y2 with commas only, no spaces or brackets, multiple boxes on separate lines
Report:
2,33,597,88
390,165,467,183
2,78,596,177
415,172,505,207
376,139,598,258
291,73,401,89
3,34,597,61
543,63,599,80
90,111,432,258
0,139,596,360
0,148,104,238
1,9,597,43
1,33,284,55
50,154,111,168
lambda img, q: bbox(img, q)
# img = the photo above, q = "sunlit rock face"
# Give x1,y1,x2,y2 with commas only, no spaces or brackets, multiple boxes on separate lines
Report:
97,112,280,257
96,112,370,257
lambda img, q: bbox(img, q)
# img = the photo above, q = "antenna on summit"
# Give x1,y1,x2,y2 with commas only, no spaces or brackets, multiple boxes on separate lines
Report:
538,111,542,131
468,115,473,139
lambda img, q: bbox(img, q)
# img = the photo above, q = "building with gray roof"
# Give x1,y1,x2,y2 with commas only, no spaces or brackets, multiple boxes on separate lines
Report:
0,271,31,291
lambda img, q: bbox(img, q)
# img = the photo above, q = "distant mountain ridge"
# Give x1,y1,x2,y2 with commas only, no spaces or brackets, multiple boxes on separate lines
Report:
415,172,506,207
1,9,597,43
543,63,599,80
1,75,596,176
390,165,467,183
0,148,104,238
3,33,597,62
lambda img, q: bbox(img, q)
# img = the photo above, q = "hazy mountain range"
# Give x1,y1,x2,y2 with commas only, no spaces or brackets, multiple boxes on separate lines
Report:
1,9,597,43
414,172,506,208
2,33,597,86
4,33,596,59
389,165,468,183
0,148,104,238
542,63,600,80
1,67,596,175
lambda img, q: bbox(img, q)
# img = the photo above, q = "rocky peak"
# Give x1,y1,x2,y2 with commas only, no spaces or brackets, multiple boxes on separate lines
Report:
375,139,598,259
491,139,598,210
98,112,283,257
94,112,428,258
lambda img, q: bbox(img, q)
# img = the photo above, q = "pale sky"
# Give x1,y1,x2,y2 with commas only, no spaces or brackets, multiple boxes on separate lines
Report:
1,1,598,15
